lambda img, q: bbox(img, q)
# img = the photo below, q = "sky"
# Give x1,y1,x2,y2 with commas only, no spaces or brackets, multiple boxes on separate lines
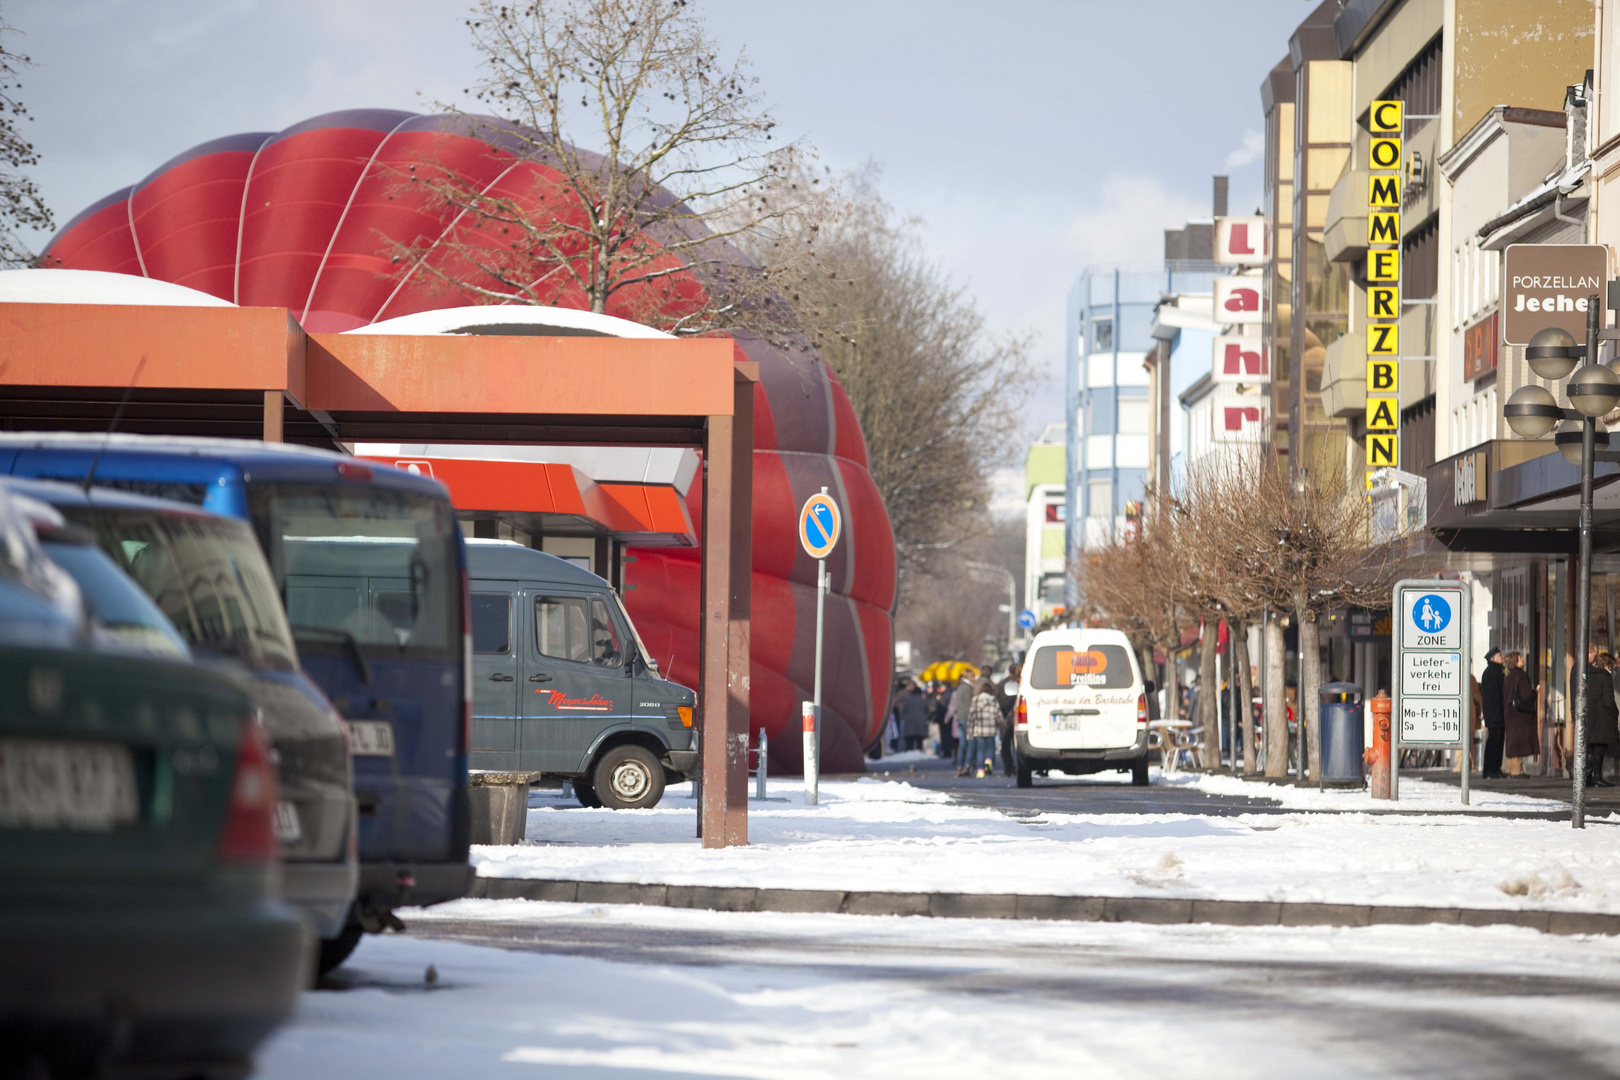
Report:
12,0,1311,507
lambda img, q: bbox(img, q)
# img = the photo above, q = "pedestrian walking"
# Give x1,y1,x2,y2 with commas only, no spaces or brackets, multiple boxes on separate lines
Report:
1480,647,1506,779
1502,651,1538,776
964,678,1002,778
998,662,1021,778
1584,645,1618,787
897,682,929,751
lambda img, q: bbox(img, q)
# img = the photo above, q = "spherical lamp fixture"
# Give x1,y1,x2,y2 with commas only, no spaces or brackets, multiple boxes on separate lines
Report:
1556,418,1610,464
1571,362,1620,418
1503,384,1563,438
1526,326,1583,380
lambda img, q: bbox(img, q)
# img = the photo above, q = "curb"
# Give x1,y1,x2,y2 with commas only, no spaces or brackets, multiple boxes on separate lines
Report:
466,877,1620,936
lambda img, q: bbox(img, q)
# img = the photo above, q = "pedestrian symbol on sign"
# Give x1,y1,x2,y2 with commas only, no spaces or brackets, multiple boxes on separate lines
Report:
1414,594,1451,634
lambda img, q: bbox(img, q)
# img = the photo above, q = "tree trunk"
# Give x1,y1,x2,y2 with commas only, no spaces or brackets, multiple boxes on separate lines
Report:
1199,619,1219,770
1235,621,1256,774
1264,611,1287,777
1299,605,1322,782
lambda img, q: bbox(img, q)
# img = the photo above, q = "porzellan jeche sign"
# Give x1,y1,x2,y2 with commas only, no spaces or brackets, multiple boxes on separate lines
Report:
1501,244,1606,345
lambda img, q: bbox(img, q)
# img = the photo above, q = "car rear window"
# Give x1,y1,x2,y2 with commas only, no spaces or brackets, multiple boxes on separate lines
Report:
1029,643,1134,689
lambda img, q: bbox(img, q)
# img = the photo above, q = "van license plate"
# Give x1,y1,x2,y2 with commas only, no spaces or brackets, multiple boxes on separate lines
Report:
1051,715,1088,732
345,721,395,757
0,739,139,829
274,800,302,843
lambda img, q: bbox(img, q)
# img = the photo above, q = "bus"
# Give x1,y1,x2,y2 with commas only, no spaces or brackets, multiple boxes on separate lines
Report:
0,435,471,967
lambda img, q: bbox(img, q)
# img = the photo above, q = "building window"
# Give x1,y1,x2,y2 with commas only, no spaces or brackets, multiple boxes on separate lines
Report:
1092,318,1114,352
1403,217,1438,301
1087,477,1112,519
1378,34,1442,125
1117,398,1150,436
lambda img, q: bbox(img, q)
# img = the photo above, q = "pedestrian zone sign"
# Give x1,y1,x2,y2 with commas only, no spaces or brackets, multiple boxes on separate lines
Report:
1393,580,1469,748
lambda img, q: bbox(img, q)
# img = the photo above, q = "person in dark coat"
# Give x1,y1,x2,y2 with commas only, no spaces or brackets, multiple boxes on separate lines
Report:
1583,644,1619,787
897,683,930,751
1480,647,1506,779
997,663,1021,777
1501,651,1539,774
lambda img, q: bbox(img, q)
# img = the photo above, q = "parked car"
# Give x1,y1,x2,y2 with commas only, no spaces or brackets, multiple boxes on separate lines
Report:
1015,627,1150,787
0,434,471,969
466,540,697,809
0,486,306,1078
1,477,358,970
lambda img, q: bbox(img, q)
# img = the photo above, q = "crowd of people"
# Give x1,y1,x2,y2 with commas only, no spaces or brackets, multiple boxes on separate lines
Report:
887,663,1022,778
1476,643,1615,785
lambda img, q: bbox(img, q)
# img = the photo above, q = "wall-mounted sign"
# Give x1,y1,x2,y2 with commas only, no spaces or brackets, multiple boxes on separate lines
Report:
1211,385,1269,444
1454,449,1487,507
1367,359,1398,394
1214,217,1269,266
1462,311,1498,381
1213,274,1265,324
1211,333,1270,383
1501,244,1606,345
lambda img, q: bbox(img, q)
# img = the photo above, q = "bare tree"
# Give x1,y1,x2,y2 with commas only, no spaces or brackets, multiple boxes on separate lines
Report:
393,0,818,333
758,169,1035,581
0,17,51,267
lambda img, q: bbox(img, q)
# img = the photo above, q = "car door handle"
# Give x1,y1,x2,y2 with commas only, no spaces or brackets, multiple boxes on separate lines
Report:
489,673,513,682
528,673,553,683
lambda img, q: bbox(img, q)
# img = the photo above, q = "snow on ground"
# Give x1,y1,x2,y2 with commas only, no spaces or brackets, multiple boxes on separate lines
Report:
467,776,1620,913
1160,768,1567,811
258,901,1620,1079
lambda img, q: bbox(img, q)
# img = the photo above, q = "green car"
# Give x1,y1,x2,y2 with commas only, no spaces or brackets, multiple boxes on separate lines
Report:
0,500,307,1076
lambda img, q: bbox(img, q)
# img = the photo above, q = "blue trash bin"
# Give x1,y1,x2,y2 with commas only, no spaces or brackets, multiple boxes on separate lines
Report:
1318,682,1365,785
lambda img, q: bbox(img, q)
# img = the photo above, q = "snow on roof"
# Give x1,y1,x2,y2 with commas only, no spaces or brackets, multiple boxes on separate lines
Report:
344,305,671,339
0,269,235,307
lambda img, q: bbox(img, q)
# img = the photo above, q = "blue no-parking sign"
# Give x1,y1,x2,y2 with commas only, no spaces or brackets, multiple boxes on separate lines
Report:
799,493,841,559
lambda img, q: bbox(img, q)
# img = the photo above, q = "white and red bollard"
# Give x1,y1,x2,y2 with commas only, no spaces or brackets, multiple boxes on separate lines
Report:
802,700,819,806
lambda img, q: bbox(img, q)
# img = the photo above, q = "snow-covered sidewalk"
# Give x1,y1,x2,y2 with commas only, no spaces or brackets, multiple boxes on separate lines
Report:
467,774,1620,914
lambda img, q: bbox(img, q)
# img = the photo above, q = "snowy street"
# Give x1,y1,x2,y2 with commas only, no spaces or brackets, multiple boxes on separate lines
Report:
469,776,1620,914
259,899,1620,1080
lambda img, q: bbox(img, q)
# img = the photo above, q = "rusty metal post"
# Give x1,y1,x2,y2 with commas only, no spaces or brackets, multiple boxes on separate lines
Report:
698,410,733,844
262,390,284,443
723,365,754,844
1368,690,1392,799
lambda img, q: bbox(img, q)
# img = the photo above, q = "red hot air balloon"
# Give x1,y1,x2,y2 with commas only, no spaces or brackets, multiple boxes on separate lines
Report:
44,109,896,774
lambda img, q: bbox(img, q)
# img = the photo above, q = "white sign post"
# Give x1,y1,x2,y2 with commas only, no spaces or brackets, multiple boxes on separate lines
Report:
798,488,841,807
1392,579,1471,804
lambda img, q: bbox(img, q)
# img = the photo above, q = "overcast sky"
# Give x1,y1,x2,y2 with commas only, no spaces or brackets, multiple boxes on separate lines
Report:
13,0,1309,487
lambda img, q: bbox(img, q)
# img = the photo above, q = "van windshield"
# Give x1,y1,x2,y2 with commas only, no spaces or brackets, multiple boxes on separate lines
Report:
250,484,460,662
66,507,297,671
1028,643,1134,690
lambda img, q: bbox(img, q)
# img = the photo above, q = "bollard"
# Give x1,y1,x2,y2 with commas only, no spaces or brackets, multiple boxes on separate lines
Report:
755,726,768,801
1368,690,1392,799
802,700,818,806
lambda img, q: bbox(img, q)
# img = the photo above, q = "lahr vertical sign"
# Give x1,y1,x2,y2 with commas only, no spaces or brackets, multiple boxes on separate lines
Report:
1364,99,1402,482
1392,578,1471,804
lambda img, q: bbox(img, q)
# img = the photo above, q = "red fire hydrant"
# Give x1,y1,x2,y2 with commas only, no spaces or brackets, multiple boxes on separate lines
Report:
1368,690,1392,799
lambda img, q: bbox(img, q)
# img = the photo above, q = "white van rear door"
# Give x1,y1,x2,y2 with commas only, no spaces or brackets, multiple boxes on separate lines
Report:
1025,639,1139,749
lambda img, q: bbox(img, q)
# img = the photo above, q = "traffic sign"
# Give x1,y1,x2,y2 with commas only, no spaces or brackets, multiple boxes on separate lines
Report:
1393,580,1470,750
798,493,841,559
1017,609,1037,630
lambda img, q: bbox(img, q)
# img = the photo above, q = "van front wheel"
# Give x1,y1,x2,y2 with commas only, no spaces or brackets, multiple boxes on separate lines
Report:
594,745,666,809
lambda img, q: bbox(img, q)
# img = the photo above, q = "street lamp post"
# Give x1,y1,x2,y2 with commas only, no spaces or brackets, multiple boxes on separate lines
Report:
966,561,1018,650
1502,294,1620,830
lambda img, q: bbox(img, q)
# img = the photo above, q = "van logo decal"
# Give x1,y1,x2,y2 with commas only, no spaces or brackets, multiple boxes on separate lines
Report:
535,689,613,712
1055,648,1111,687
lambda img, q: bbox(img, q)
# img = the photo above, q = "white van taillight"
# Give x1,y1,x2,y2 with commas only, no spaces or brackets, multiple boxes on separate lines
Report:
1015,698,1028,728
1137,693,1148,724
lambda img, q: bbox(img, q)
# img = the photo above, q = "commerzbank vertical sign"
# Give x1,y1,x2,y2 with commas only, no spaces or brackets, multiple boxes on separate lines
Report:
1501,244,1607,345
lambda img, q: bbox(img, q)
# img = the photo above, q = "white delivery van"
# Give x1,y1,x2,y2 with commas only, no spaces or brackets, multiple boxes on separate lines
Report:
1015,627,1149,788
